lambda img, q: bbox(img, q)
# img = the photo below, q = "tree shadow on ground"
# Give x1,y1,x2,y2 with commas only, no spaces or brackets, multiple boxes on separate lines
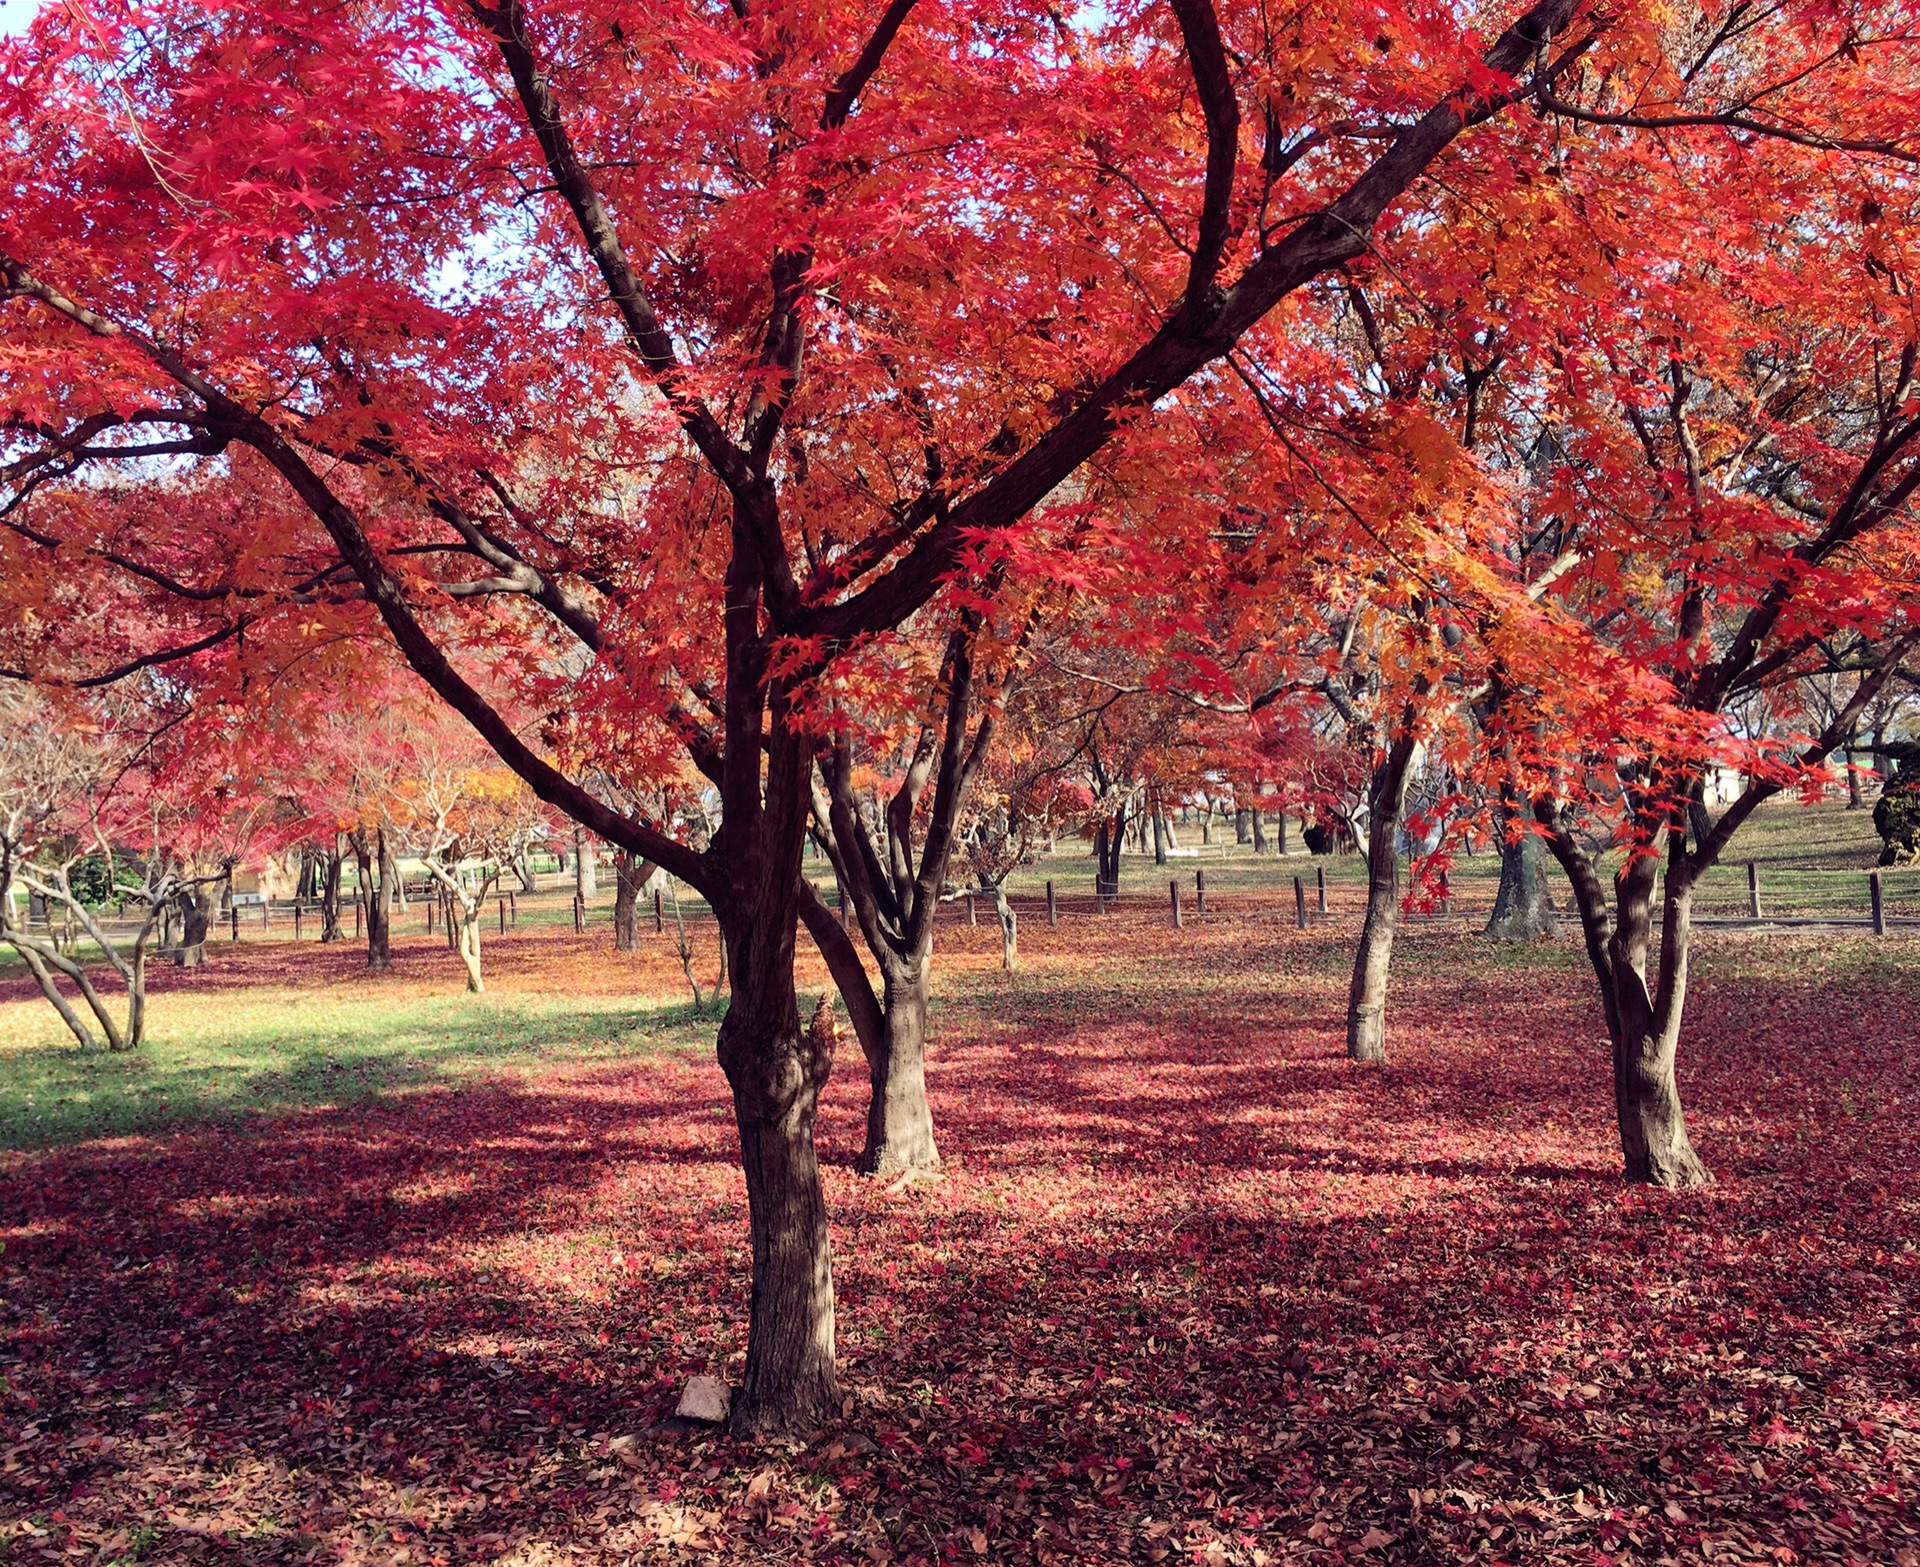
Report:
2,924,1916,1565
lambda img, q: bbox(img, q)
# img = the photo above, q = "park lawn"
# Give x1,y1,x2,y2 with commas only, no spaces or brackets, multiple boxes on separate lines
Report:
0,929,727,1149
1,904,1918,1565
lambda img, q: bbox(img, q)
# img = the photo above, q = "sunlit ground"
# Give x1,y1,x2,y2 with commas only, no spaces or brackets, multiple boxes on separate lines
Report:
3,865,1917,1565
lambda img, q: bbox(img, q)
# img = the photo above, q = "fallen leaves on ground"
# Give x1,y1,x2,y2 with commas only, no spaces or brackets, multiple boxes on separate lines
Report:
1,913,1917,1565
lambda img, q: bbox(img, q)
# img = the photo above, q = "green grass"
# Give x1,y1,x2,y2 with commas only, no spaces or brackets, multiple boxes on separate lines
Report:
0,987,714,1152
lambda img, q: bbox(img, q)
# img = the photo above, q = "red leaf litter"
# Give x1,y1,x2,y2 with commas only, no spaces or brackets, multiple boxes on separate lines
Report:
2,917,1917,1565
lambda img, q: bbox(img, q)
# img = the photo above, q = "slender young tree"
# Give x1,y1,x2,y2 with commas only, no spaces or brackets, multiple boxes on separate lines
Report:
798,613,1030,1175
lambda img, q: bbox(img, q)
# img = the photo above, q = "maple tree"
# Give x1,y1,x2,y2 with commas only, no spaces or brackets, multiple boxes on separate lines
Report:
399,762,538,995
800,612,1027,1176
1509,287,1920,1185
6,0,1918,1434
0,683,302,1046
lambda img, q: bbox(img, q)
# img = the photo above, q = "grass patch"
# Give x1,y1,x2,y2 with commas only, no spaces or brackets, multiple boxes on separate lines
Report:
0,986,712,1152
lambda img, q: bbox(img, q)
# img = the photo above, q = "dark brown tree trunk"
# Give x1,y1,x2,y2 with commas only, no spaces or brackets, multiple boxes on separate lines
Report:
319,842,345,942
1687,795,1713,850
1345,734,1418,1062
704,499,845,1439
1095,802,1125,895
174,887,211,967
1846,748,1864,808
1235,808,1251,844
715,887,842,1439
1538,800,1711,1188
1486,810,1555,940
1605,838,1711,1187
1251,810,1269,853
350,829,391,970
1151,799,1168,865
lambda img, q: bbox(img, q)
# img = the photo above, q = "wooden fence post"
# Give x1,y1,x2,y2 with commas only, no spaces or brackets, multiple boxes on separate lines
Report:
294,903,303,941
1747,861,1762,920
231,906,240,942
1871,870,1886,935
1195,868,1206,916
509,890,517,926
573,893,585,933
1294,876,1308,930
967,894,976,927
1046,880,1057,927
1316,865,1327,916
426,898,435,934
654,888,664,933
498,897,506,934
354,896,362,940
1170,879,1182,928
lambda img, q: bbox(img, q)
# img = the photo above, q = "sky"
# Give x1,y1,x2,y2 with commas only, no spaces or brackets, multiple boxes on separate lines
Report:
0,0,40,36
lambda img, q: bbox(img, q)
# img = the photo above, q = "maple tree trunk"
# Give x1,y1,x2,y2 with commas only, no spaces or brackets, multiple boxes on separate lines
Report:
1094,806,1125,896
990,884,1017,971
1152,804,1167,866
125,940,150,1049
1346,736,1417,1063
857,954,940,1178
73,960,124,1049
613,853,655,952
716,922,841,1438
574,825,597,900
1345,849,1399,1063
1607,847,1711,1189
319,845,345,942
1251,811,1268,854
174,888,211,968
1486,817,1555,940
1846,749,1863,808
455,900,484,993
351,834,392,971
12,943,96,1049
1687,797,1714,851
1235,809,1250,845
